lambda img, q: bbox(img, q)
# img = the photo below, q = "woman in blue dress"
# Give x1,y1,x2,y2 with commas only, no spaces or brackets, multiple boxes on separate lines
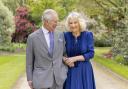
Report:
63,12,96,89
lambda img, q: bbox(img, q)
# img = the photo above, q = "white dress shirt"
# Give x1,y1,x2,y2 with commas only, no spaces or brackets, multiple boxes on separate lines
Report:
42,26,50,48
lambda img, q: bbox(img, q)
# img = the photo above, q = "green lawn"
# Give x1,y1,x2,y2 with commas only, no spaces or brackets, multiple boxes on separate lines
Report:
0,54,25,89
94,47,128,79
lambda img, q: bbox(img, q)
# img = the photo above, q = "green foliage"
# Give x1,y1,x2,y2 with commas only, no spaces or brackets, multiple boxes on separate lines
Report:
93,0,128,59
0,45,15,52
95,38,112,47
0,1,15,46
114,55,124,64
77,0,103,16
1,0,27,14
26,0,78,26
0,43,26,52
12,43,26,49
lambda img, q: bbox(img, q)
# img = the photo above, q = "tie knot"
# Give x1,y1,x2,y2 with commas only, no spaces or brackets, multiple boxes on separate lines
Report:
49,32,53,37
49,31,52,33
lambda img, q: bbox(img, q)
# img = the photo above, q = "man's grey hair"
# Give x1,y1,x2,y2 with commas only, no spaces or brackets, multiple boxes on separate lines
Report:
65,12,87,31
42,9,58,22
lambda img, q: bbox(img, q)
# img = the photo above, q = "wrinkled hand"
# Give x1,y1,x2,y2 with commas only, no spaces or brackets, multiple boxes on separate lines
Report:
28,81,33,89
66,57,77,66
63,57,75,67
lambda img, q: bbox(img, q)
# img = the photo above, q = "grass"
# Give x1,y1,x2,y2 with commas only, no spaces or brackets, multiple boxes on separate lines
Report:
94,47,128,79
0,54,26,89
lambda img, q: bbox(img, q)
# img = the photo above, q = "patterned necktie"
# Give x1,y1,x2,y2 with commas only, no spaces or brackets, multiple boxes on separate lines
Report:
49,32,54,57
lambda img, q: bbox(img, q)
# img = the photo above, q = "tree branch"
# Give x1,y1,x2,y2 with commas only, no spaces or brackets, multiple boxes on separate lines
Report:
94,0,108,11
107,0,118,7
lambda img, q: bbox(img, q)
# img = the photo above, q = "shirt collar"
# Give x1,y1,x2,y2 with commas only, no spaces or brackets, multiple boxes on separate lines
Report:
42,26,49,34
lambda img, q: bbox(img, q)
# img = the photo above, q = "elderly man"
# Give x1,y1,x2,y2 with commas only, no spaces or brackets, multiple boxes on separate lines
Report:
26,9,67,89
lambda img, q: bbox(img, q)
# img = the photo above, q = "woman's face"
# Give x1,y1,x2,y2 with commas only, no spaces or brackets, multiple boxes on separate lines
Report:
68,18,80,33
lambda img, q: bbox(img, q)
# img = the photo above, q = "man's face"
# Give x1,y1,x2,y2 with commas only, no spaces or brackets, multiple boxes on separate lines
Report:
47,16,58,32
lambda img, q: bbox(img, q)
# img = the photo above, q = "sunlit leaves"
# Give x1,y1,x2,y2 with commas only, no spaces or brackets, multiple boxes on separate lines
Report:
0,1,15,45
94,0,128,58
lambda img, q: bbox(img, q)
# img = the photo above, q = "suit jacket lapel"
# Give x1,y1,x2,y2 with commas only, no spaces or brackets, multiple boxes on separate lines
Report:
37,29,48,51
37,29,59,58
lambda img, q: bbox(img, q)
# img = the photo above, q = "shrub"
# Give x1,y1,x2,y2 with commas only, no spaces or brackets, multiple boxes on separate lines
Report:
0,43,26,52
94,37,112,47
12,6,36,43
0,1,15,45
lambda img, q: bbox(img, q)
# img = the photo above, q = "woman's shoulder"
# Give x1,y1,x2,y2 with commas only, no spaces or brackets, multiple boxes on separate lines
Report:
63,32,72,40
63,31,71,36
82,31,93,36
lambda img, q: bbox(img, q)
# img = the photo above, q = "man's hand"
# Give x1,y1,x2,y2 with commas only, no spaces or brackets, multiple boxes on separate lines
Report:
28,81,33,89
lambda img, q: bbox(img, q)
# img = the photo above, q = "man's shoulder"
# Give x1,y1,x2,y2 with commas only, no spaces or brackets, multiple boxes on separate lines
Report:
28,29,41,38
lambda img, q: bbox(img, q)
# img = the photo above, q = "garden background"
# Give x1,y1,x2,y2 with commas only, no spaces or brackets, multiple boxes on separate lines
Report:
0,0,128,89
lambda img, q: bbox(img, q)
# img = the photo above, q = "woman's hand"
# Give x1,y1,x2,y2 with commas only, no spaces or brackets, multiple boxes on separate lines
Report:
63,57,75,67
65,57,77,66
63,55,85,67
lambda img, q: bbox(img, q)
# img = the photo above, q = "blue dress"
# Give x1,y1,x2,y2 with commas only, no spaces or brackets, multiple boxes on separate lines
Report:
64,31,96,89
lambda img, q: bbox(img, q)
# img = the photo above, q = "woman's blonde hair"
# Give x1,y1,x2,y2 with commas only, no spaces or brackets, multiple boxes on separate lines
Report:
65,12,87,31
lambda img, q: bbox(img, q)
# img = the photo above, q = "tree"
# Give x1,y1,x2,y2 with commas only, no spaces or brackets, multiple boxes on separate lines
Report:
93,0,128,58
58,0,78,17
77,0,102,16
12,6,36,43
0,1,15,45
1,0,27,14
26,0,78,26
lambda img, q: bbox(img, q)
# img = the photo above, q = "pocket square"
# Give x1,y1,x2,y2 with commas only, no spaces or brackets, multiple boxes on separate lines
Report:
58,38,63,42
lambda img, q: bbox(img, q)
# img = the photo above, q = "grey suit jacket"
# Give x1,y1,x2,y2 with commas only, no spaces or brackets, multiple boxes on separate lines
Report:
26,28,67,89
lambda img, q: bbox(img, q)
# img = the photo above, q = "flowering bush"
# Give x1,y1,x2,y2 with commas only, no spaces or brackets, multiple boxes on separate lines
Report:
12,6,36,43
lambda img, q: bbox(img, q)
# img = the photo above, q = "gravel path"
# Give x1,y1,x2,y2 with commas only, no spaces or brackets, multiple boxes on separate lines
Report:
93,62,128,89
12,74,30,89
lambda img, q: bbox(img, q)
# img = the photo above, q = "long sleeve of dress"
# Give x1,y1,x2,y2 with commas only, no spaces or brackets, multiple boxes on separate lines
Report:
82,32,94,61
